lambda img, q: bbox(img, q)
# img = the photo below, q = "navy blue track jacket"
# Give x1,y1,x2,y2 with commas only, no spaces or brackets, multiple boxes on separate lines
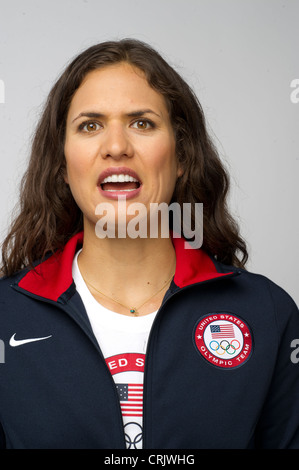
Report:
0,232,298,449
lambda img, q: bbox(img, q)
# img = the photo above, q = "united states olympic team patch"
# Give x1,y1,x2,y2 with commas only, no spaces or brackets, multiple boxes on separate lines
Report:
194,313,253,369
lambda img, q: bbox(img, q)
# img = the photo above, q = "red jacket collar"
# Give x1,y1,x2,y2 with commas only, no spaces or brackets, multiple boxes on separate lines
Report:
17,231,233,301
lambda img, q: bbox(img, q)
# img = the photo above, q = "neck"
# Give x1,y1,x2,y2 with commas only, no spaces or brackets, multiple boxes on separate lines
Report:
77,221,176,315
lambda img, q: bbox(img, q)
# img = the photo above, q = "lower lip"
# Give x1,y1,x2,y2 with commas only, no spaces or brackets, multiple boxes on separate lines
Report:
98,185,142,200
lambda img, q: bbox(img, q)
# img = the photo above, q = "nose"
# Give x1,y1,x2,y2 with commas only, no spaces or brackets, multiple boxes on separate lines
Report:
100,123,133,160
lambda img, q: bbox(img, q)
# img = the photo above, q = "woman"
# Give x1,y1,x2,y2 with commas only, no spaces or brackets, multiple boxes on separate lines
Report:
0,39,298,449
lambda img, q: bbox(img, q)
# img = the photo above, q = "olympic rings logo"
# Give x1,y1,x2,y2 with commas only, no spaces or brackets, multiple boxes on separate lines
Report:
209,339,241,356
124,422,143,449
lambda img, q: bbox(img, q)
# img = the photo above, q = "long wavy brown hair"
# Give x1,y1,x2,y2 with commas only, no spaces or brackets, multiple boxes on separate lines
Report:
1,39,248,276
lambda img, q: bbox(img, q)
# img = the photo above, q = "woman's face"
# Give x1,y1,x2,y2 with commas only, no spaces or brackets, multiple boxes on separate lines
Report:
64,62,181,233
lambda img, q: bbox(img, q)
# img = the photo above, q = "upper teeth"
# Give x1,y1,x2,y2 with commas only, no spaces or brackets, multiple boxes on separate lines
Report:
101,174,139,184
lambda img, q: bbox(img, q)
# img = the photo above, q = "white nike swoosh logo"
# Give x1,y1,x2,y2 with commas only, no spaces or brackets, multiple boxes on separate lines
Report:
9,333,52,347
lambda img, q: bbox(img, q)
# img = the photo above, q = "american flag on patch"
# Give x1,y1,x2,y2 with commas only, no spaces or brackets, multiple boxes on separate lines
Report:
116,384,143,417
210,324,235,339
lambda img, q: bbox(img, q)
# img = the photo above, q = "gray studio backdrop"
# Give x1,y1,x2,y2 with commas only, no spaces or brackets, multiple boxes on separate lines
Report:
0,0,298,304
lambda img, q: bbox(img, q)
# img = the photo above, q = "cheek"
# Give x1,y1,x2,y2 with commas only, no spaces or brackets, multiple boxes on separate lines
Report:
149,138,177,173
148,143,178,202
64,141,92,181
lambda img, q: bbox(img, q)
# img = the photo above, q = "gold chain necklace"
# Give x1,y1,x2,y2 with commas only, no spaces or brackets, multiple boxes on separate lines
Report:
82,270,175,316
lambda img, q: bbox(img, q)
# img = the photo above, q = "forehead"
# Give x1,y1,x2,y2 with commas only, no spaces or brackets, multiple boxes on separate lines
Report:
68,62,169,116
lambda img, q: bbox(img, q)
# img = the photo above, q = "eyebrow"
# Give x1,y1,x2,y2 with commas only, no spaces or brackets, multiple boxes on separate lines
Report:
71,109,161,123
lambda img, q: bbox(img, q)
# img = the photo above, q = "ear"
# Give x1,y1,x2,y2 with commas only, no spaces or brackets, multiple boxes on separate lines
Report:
177,165,184,178
61,164,69,184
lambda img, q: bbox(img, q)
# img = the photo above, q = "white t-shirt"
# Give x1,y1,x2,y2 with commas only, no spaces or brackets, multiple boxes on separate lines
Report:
72,250,157,449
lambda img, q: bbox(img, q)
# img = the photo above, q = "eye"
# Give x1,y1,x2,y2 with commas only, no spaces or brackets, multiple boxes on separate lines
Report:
79,121,101,133
131,119,155,130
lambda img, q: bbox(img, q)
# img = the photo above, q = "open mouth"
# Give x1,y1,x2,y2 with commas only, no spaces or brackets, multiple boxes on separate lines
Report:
100,174,141,192
97,168,142,200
